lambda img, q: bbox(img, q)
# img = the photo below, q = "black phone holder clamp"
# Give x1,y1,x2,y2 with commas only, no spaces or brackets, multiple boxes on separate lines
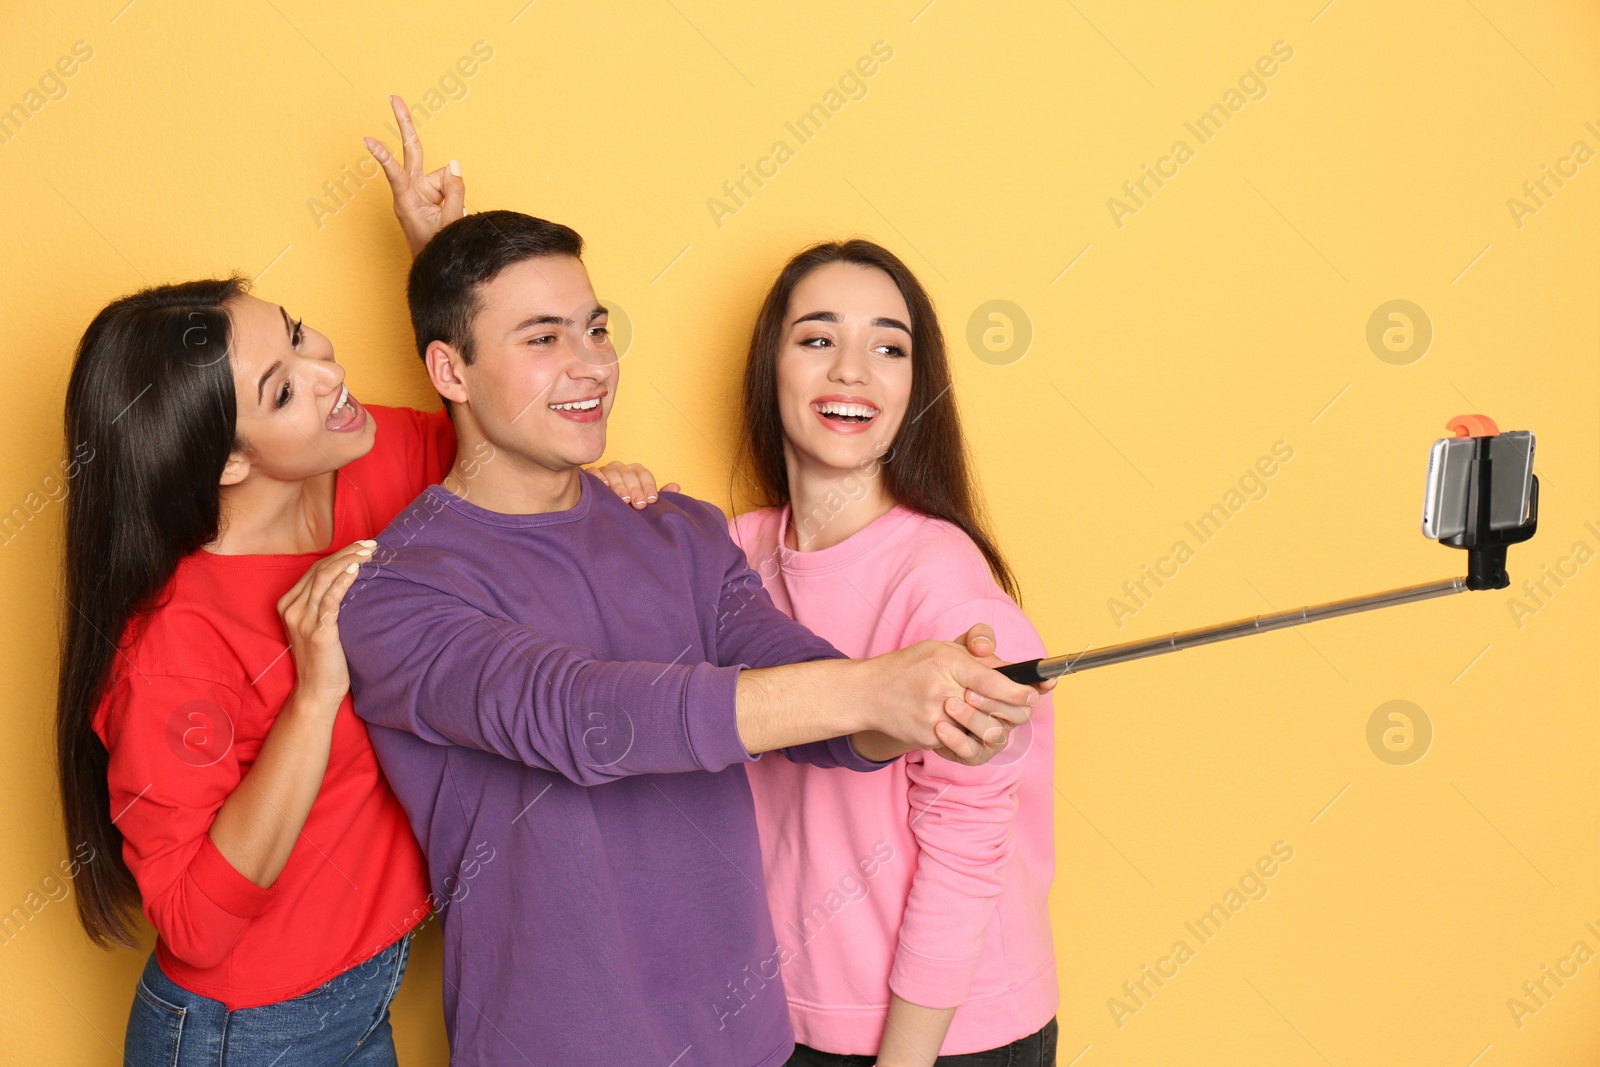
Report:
995,414,1544,686
1438,421,1539,591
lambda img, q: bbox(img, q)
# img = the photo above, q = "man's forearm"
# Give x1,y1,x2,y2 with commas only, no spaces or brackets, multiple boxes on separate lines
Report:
735,658,871,754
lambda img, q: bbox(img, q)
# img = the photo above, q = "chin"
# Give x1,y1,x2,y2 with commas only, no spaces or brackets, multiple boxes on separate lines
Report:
567,437,608,470
810,435,884,472
341,419,379,462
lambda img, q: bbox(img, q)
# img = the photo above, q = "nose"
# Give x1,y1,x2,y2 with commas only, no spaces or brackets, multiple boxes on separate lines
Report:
310,358,345,395
828,336,870,386
574,329,617,378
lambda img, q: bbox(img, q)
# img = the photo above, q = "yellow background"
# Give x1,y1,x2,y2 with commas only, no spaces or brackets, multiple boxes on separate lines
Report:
2,1,1596,1064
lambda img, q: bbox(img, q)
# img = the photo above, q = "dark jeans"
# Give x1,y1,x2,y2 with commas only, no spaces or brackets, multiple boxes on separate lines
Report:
123,934,411,1067
787,1016,1058,1067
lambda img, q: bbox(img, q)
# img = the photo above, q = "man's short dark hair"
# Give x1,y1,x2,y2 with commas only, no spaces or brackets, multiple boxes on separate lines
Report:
407,209,585,366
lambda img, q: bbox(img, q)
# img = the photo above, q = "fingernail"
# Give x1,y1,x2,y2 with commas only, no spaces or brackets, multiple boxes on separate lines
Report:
357,547,373,556
449,159,461,176
620,495,631,502
360,539,377,546
345,562,359,574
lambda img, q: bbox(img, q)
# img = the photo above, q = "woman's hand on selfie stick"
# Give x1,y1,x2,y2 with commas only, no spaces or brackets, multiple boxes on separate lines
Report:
932,623,1055,764
364,94,467,258
851,623,1053,767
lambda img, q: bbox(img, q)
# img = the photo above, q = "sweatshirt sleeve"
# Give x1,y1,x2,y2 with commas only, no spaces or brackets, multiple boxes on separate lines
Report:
97,671,277,970
887,594,1051,1009
707,514,887,773
342,560,758,785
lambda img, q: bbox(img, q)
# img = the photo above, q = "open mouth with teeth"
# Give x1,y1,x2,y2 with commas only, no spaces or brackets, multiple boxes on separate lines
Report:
812,400,880,425
325,384,366,432
549,394,606,423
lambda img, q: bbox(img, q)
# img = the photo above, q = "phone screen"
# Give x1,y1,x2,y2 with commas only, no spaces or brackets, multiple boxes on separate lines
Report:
1421,431,1536,539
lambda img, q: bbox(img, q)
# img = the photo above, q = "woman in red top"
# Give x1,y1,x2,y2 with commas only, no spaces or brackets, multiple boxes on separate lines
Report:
54,100,671,1066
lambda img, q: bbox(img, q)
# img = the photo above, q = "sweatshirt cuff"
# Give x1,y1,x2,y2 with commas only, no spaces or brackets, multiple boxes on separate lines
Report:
684,662,759,772
888,942,984,1010
189,834,278,919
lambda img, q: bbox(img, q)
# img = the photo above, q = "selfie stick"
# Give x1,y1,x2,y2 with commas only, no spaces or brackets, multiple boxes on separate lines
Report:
998,416,1540,685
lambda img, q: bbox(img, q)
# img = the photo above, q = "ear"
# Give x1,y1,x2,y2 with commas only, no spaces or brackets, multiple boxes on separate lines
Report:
219,449,250,487
426,341,470,407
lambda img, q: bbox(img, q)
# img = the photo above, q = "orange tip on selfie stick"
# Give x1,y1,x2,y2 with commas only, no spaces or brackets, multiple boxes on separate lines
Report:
999,416,1540,684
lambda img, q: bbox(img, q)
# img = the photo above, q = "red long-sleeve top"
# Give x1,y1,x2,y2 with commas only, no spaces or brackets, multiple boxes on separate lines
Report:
91,405,453,1009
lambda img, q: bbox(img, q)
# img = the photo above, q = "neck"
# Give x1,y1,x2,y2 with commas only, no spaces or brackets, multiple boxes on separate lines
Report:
211,471,337,555
782,447,896,552
442,426,583,514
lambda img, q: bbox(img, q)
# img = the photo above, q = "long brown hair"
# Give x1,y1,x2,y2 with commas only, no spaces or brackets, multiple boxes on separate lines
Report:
735,239,1020,602
57,277,246,947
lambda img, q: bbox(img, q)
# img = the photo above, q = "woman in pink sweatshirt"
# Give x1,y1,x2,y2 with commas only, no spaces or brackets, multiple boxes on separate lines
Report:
727,240,1058,1066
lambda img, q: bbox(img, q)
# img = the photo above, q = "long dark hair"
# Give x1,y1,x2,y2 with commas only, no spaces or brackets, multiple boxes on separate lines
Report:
57,277,247,947
735,240,1020,601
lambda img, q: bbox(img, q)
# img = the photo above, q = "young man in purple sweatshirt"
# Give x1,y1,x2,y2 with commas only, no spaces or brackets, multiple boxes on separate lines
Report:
339,211,1042,1067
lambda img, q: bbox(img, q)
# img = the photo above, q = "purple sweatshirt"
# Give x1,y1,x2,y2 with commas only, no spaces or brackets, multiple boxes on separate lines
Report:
340,472,884,1066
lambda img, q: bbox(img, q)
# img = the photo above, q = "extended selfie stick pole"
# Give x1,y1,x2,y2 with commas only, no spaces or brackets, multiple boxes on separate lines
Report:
999,420,1541,685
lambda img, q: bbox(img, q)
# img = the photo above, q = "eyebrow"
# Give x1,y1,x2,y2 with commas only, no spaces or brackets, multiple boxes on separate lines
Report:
257,360,281,404
792,310,912,334
508,306,609,335
256,308,295,403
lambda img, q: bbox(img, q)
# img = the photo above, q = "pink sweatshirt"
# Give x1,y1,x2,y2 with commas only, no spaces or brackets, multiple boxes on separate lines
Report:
731,503,1058,1056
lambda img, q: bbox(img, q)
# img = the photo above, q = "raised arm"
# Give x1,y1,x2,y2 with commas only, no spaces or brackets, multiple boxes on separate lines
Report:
364,94,467,258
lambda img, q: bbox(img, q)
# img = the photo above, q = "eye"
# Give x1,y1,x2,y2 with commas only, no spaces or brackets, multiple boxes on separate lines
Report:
290,319,304,349
275,378,292,408
588,324,610,340
526,334,556,346
874,343,907,358
799,336,834,349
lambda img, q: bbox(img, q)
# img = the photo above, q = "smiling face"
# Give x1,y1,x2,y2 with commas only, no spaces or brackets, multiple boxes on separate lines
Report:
776,261,914,479
432,254,617,476
222,293,375,485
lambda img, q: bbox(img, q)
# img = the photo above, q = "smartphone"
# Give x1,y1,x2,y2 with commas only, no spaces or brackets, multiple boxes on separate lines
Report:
1421,430,1536,539
1422,438,1473,539
1488,431,1536,530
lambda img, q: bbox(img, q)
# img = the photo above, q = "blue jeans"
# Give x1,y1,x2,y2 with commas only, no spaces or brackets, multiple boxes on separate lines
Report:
124,934,411,1067
787,1017,1058,1067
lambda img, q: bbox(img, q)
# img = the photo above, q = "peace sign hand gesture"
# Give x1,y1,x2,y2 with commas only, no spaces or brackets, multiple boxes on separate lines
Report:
364,94,466,258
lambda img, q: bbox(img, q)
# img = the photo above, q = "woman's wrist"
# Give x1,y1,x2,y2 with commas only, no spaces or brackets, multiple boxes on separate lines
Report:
849,730,911,763
284,682,345,724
